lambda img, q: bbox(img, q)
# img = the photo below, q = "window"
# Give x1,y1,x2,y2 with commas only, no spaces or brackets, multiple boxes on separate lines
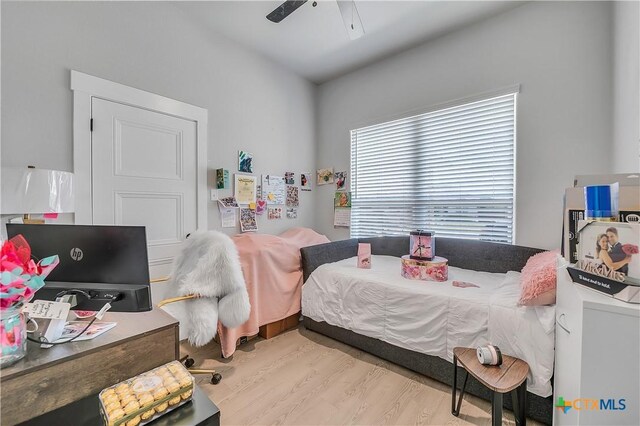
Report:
350,92,517,243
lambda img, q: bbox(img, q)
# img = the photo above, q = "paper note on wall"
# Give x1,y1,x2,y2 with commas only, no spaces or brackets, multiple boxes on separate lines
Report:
220,208,236,228
261,175,286,205
234,174,257,205
218,203,237,228
334,207,351,227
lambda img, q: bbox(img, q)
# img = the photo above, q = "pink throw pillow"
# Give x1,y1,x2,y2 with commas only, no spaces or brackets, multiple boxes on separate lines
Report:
518,250,559,306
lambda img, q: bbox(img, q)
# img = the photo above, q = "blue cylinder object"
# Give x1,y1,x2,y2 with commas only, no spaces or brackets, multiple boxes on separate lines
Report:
584,185,615,220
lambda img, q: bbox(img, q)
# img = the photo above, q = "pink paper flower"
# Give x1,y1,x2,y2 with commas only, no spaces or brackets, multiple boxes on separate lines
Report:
1,235,59,311
622,244,639,255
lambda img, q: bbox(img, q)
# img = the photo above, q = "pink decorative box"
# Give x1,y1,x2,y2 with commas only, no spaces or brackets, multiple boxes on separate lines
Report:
401,255,448,282
357,243,372,269
409,230,434,260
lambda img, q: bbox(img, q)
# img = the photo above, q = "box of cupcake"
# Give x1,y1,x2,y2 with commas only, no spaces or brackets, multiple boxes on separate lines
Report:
99,360,194,426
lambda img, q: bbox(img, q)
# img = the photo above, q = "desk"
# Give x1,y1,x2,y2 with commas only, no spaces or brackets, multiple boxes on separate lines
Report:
20,385,220,426
0,309,179,424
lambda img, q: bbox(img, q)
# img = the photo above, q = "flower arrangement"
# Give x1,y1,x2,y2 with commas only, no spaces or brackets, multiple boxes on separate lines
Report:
1,235,59,309
1,235,58,367
622,244,639,256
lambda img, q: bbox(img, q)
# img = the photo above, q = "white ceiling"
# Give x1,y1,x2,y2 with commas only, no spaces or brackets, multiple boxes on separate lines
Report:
177,1,523,84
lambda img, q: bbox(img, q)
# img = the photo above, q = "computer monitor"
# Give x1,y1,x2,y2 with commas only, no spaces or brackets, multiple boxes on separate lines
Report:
6,224,152,312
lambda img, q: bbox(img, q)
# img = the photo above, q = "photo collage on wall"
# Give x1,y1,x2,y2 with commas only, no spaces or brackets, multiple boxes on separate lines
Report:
214,151,311,231
315,166,351,228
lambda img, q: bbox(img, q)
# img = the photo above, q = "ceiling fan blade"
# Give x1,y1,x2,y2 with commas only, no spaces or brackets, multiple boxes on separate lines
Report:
266,0,308,23
336,0,365,40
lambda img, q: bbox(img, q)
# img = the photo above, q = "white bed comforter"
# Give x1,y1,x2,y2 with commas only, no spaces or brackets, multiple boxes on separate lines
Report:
302,255,555,397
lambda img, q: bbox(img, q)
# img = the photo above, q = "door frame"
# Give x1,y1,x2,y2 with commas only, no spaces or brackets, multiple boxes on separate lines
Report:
71,70,208,231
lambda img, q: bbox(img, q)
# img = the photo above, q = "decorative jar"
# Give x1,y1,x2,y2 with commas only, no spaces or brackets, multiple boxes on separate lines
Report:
1,304,27,368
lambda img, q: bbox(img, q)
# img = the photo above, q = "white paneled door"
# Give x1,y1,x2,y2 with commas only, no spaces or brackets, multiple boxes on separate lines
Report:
91,98,197,280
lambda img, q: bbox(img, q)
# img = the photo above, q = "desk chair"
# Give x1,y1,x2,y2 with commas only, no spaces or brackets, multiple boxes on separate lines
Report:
156,294,221,384
156,231,251,385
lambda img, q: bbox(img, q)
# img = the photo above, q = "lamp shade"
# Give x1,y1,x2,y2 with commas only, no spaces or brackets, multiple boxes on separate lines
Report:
1,167,74,214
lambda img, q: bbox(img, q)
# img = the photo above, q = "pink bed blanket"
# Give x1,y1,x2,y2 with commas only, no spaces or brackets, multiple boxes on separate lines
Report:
217,227,329,358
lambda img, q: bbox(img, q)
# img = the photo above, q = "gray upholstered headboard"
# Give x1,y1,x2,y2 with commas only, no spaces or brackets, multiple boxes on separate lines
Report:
300,236,543,282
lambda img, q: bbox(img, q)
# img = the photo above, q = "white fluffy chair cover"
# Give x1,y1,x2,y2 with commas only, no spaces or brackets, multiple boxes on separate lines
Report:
162,231,251,347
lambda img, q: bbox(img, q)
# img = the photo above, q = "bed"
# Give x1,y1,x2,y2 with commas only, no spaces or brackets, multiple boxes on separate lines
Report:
300,236,554,424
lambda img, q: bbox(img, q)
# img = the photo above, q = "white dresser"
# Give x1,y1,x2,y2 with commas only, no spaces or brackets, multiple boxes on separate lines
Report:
554,267,640,425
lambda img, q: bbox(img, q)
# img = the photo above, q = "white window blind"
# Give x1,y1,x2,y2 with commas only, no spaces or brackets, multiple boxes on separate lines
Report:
350,93,517,243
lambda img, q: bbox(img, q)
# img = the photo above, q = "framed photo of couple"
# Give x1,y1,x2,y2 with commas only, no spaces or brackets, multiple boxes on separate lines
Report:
576,220,639,284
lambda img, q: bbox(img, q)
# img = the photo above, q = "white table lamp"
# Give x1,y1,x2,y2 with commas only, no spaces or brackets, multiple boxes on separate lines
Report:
1,166,74,223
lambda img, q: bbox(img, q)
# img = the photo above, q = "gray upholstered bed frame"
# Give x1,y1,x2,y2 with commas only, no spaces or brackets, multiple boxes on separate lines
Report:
300,236,552,425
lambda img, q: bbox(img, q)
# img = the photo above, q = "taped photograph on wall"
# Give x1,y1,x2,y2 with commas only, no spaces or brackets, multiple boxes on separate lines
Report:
335,171,347,191
300,172,312,191
334,191,351,208
285,172,295,185
219,196,238,208
238,150,254,173
240,208,257,232
268,207,282,220
317,168,334,185
286,186,299,207
234,174,257,205
286,208,298,219
216,168,229,189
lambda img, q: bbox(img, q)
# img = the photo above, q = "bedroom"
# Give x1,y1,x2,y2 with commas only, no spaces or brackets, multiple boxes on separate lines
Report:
0,1,638,425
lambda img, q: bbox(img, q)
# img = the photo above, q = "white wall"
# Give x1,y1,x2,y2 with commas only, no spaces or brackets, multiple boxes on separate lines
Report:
315,1,613,249
612,0,640,173
1,1,316,236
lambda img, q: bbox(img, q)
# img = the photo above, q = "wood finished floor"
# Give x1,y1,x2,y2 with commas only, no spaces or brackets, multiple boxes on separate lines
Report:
181,326,542,426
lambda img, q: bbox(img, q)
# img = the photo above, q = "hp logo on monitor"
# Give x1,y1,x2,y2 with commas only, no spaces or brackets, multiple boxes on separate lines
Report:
70,247,84,261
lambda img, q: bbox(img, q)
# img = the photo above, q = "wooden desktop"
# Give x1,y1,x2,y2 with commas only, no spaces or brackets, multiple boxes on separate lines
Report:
0,309,179,424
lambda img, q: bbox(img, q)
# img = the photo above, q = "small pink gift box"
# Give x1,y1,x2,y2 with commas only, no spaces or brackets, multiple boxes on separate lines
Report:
409,230,434,261
358,243,371,269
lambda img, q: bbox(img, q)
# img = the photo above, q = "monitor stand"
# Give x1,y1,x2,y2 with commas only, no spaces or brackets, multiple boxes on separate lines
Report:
35,282,152,312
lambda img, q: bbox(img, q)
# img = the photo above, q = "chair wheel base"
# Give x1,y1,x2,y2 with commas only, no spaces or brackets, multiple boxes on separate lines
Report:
184,357,195,368
211,373,222,384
